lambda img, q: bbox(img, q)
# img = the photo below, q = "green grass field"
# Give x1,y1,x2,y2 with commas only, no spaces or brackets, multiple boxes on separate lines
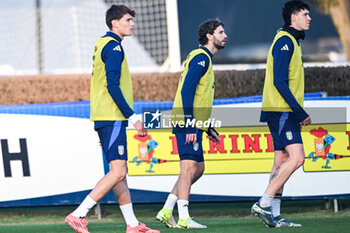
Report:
1,199,350,233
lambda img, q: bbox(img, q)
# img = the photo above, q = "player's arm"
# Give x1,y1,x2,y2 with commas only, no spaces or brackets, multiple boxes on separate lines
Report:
272,36,310,124
181,53,209,143
102,42,146,135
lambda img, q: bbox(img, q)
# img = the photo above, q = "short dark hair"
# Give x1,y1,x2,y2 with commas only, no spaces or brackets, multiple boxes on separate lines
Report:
282,0,310,26
105,5,135,29
197,19,224,46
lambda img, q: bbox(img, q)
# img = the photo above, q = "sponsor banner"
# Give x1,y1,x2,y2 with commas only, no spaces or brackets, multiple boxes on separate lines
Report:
127,123,350,176
1,98,349,205
0,114,104,202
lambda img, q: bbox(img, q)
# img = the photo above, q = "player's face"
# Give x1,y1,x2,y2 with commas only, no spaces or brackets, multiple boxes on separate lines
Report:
292,9,311,31
212,25,227,49
114,13,135,37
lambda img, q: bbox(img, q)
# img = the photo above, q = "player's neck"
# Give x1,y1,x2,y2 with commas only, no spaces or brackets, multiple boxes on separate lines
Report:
204,44,217,55
110,29,125,40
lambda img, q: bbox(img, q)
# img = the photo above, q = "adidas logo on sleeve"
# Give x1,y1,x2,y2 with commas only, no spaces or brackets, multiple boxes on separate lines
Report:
113,45,121,51
281,44,289,51
198,60,205,67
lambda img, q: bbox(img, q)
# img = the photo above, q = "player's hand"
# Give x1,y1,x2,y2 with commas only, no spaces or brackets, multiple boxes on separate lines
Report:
300,116,311,126
134,120,147,137
208,128,220,144
186,133,197,144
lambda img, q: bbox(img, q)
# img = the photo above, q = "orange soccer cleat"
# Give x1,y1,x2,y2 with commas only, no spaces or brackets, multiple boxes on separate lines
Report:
65,213,90,233
126,222,160,233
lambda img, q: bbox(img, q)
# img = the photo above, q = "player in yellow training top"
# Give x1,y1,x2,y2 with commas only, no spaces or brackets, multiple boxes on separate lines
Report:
156,19,227,229
65,5,159,233
251,0,312,228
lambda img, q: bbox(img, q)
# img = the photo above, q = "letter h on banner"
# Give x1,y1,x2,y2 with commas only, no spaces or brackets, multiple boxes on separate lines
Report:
1,139,30,177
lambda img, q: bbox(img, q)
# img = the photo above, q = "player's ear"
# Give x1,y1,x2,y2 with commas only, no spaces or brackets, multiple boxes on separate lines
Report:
111,19,119,29
206,33,213,42
291,13,297,24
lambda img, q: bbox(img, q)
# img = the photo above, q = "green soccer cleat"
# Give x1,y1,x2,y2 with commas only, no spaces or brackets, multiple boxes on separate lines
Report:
156,208,177,228
177,217,207,229
274,215,302,227
251,202,280,228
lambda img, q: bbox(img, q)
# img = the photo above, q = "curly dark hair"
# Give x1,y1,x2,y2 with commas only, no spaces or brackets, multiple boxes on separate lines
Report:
282,0,310,26
106,5,135,29
197,19,224,46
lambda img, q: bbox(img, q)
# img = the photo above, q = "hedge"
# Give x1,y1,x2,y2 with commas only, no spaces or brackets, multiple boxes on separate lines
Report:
0,66,349,105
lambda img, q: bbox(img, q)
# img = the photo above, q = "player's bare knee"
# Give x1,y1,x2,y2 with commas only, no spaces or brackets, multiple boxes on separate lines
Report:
109,169,127,183
119,170,127,181
199,169,204,177
193,171,203,182
197,169,204,178
197,162,205,174
196,165,204,175
296,157,305,168
181,166,196,179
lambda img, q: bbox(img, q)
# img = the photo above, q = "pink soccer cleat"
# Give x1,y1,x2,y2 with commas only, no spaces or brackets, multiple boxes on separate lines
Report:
65,213,90,233
126,222,160,233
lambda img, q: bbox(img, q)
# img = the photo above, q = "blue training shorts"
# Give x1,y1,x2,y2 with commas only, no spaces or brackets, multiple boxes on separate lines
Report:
175,130,204,162
267,117,303,151
96,122,127,162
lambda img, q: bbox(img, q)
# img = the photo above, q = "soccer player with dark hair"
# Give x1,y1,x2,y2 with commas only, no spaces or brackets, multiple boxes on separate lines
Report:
251,0,311,228
65,5,159,233
156,19,227,229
